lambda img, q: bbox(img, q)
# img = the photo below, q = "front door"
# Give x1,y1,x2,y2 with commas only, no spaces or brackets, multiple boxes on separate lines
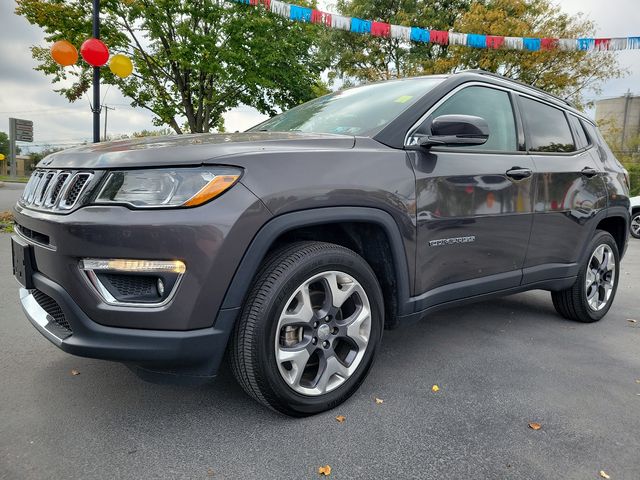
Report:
411,84,535,308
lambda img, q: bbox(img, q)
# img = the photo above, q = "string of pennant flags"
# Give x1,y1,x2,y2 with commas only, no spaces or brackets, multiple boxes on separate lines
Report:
232,0,640,52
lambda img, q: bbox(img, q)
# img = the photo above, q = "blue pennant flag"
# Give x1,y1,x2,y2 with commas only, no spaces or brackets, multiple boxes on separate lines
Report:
351,17,372,34
290,5,312,22
410,27,430,43
467,34,487,48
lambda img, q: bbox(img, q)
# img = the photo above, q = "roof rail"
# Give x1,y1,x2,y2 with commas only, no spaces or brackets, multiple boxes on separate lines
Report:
455,69,576,109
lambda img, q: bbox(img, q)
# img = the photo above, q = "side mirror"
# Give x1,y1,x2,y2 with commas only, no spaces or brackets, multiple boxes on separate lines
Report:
418,114,489,147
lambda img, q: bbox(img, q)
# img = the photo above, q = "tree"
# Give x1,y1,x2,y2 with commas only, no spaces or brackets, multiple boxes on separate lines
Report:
327,0,473,85
16,0,329,134
327,0,623,108
0,132,8,157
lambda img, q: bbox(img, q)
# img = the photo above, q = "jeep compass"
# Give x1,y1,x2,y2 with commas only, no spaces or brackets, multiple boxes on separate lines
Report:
12,71,630,416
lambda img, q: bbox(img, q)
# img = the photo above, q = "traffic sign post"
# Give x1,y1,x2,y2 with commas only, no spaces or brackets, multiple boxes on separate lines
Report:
9,118,33,178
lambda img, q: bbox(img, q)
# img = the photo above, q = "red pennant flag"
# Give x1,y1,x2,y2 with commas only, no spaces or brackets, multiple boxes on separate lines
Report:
486,36,505,49
371,21,391,37
311,9,331,26
595,38,612,50
430,30,449,45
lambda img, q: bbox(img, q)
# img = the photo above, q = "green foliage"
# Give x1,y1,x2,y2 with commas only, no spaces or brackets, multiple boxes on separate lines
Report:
29,146,65,162
328,0,624,108
600,120,640,196
0,132,8,157
16,0,329,133
132,128,175,138
626,163,640,197
328,0,472,84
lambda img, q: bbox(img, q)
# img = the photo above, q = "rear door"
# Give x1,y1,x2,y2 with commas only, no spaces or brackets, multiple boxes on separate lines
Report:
411,84,536,306
518,96,608,283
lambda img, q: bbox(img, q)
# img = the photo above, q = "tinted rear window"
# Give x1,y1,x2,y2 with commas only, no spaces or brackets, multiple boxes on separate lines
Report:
520,97,575,153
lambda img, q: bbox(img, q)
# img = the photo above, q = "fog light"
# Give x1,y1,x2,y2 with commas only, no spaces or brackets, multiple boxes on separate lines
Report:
79,258,185,274
79,258,185,307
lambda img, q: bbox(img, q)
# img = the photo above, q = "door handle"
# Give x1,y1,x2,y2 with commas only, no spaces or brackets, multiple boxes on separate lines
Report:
506,167,532,180
581,166,598,178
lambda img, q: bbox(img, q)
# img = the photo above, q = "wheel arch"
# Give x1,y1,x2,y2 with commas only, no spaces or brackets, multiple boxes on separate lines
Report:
220,207,413,327
597,207,629,257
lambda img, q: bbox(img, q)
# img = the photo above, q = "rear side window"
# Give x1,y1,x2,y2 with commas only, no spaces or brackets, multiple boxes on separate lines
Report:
427,86,517,151
568,115,589,149
519,97,575,153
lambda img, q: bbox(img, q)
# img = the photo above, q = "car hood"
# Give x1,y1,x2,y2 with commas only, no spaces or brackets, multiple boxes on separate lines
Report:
37,132,356,169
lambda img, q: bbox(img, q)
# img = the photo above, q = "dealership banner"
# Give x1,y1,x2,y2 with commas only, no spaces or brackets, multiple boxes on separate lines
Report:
233,0,640,52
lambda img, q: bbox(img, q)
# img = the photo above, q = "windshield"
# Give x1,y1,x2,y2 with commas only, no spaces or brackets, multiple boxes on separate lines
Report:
249,77,445,136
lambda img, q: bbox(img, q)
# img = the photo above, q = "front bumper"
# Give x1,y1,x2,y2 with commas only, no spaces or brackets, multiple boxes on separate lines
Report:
13,181,271,378
20,272,239,379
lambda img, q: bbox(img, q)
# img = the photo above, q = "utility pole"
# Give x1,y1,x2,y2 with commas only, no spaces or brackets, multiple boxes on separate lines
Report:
103,105,115,141
92,0,100,143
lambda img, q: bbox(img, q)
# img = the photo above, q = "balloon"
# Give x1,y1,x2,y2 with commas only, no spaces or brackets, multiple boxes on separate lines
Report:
80,38,109,67
50,40,78,66
109,54,133,79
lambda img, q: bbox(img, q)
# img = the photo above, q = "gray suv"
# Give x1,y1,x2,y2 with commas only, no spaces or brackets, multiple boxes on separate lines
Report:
12,71,630,416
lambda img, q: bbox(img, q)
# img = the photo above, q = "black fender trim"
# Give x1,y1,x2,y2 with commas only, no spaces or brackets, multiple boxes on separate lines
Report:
220,207,413,315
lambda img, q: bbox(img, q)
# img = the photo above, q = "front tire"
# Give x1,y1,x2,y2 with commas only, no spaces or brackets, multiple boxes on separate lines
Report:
631,211,640,239
229,241,384,416
551,230,619,322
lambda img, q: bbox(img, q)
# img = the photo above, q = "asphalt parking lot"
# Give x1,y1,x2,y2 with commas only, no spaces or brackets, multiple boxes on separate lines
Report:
1,236,639,480
0,183,25,211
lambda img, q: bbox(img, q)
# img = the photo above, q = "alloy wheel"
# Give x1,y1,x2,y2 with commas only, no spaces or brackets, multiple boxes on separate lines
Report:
274,271,371,396
585,244,616,311
631,215,640,237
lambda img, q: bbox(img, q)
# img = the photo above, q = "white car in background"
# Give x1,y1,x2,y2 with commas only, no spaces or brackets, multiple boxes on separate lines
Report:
631,196,640,239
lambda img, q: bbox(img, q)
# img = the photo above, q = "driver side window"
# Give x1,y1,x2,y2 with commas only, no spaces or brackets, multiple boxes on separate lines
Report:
425,86,518,152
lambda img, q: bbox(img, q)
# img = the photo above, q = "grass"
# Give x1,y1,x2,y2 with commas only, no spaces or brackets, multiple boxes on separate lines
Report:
0,175,29,183
0,211,14,233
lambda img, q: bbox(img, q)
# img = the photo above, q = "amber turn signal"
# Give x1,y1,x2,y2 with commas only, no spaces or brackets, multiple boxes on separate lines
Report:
183,174,240,207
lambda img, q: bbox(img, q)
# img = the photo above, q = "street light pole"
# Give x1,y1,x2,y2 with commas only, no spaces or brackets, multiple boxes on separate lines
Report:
92,0,100,143
103,105,115,141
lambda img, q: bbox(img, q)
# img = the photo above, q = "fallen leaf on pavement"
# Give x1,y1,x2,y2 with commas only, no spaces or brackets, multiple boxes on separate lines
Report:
375,398,384,404
335,415,346,423
318,465,331,476
599,470,610,479
432,385,440,392
70,369,80,376
627,319,637,324
528,422,542,430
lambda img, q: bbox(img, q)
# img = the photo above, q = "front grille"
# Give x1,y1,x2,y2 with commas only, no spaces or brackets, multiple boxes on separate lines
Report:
32,289,72,337
20,169,97,213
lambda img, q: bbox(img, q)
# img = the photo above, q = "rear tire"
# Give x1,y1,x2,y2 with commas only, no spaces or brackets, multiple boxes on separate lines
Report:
229,241,384,417
551,230,619,323
631,211,640,239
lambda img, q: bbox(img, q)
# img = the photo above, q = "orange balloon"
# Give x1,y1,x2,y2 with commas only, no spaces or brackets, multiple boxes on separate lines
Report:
50,40,78,67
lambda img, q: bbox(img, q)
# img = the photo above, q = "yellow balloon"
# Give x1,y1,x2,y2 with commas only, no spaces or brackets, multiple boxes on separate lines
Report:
109,54,133,79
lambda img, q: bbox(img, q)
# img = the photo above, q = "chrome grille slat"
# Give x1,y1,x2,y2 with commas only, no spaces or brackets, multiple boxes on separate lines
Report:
45,172,70,207
19,169,97,213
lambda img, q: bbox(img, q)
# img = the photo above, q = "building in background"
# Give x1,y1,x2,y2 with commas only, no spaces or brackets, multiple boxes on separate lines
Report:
595,92,640,153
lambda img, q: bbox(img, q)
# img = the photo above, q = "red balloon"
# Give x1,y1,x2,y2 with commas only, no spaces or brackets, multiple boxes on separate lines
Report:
80,38,109,67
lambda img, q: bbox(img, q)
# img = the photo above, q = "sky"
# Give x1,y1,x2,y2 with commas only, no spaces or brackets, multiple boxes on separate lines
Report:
0,0,639,152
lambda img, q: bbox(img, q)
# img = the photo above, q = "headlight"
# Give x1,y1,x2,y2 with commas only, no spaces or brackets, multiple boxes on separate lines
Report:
94,167,241,208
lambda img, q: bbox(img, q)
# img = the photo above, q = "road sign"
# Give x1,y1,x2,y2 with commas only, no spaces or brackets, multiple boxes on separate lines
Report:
8,117,34,177
11,118,33,142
